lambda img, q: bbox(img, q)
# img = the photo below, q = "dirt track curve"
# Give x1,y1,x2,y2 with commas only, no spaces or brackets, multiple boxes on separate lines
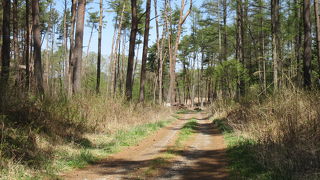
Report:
61,111,228,180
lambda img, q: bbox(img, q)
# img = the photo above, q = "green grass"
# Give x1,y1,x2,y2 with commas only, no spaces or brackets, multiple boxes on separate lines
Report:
143,119,198,176
213,118,275,180
176,109,202,114
175,119,198,146
61,120,170,166
1,120,172,180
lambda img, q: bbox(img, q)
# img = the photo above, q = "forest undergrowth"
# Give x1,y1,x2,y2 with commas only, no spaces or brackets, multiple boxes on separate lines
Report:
212,89,320,179
0,92,171,179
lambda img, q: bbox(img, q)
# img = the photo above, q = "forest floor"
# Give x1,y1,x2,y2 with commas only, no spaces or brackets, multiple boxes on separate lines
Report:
60,111,228,180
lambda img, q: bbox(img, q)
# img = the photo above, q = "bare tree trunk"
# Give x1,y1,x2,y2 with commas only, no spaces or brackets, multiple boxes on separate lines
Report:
0,0,11,94
296,1,303,87
314,0,320,79
258,0,266,94
236,0,245,96
45,23,50,92
120,31,127,95
25,0,30,90
125,0,138,100
167,0,192,105
112,4,126,95
115,35,121,93
13,0,20,84
63,0,69,91
303,0,312,88
154,0,163,104
86,24,95,57
108,18,118,94
45,3,52,93
96,0,103,93
68,0,78,96
32,0,44,94
132,36,140,87
223,0,227,61
139,0,151,102
271,0,280,91
71,0,86,94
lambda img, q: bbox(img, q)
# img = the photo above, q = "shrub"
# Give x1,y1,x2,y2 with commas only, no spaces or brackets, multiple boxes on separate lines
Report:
219,90,320,178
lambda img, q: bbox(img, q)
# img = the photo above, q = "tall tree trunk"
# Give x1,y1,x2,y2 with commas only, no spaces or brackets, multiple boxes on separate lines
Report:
86,24,95,57
112,3,126,95
120,31,126,94
68,0,78,96
259,0,266,93
45,22,50,92
108,18,118,94
32,0,44,94
167,0,192,105
125,0,138,100
314,0,320,79
96,0,103,93
303,0,312,88
115,34,121,93
63,0,69,90
0,0,11,93
45,3,53,93
223,0,227,61
25,0,30,90
132,37,140,88
271,0,280,91
71,0,86,94
154,0,164,104
236,0,245,96
13,0,20,83
139,0,151,102
294,0,302,87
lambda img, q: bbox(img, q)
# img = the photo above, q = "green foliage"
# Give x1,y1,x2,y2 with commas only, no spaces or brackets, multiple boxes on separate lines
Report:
65,150,98,169
87,11,100,28
212,59,250,94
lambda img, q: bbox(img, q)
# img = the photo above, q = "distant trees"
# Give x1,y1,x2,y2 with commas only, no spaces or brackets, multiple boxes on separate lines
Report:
167,0,192,105
1,0,320,105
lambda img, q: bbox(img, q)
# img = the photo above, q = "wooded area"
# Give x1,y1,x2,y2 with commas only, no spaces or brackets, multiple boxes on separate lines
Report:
0,0,319,105
0,0,319,104
1,0,320,179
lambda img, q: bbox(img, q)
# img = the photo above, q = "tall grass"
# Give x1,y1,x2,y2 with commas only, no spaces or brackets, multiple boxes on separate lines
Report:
212,89,320,179
0,92,171,179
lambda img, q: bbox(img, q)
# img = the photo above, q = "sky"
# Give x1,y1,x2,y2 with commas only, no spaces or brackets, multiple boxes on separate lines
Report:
53,0,203,61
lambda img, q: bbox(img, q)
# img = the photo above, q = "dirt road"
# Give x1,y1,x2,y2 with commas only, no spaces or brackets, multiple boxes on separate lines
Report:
61,111,228,180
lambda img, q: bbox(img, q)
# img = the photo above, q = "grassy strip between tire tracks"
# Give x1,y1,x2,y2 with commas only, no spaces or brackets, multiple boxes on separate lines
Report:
143,118,198,177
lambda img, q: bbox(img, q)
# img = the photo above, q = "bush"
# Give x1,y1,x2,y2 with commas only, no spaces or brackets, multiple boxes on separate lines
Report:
225,90,320,178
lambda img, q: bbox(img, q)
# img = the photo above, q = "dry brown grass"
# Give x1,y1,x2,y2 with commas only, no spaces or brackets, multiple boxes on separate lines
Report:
0,93,171,179
212,89,320,178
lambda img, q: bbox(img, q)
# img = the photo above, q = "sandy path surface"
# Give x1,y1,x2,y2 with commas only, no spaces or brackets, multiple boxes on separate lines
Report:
159,112,228,180
61,112,228,180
